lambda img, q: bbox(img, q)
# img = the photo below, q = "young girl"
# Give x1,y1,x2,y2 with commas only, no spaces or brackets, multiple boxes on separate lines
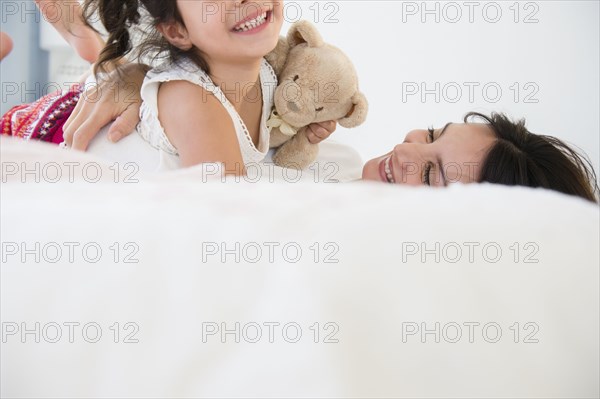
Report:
2,0,335,174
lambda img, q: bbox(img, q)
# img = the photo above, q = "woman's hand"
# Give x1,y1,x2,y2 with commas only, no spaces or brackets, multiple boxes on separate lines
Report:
305,120,337,144
35,0,105,64
63,63,149,151
0,31,12,61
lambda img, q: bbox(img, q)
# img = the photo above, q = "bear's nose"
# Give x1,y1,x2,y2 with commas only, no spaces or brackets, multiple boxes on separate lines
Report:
287,101,300,112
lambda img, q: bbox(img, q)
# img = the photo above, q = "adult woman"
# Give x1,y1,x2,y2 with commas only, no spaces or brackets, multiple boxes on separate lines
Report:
362,112,598,202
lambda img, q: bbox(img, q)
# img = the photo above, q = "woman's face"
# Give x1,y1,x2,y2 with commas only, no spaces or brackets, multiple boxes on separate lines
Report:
362,123,497,186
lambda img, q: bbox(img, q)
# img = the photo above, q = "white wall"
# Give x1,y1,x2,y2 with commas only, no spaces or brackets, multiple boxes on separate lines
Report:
0,2,48,115
285,0,599,176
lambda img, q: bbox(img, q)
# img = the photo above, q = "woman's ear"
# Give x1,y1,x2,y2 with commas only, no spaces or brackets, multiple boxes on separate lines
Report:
156,21,193,51
338,91,369,128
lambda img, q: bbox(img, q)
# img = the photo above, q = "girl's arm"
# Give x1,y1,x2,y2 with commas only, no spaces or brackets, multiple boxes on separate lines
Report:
157,80,246,174
35,0,105,63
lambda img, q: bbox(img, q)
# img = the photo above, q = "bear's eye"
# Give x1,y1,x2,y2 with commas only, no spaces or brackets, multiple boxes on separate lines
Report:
293,75,299,82
315,107,324,112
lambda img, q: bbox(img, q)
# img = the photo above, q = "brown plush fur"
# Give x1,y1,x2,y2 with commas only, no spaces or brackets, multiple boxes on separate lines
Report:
265,21,368,169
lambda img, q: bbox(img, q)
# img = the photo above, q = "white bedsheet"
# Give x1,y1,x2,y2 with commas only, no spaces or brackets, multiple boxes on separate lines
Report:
1,137,599,398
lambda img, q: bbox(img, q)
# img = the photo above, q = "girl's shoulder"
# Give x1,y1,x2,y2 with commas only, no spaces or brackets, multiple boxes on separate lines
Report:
138,57,278,164
146,57,277,92
145,58,213,89
143,57,278,108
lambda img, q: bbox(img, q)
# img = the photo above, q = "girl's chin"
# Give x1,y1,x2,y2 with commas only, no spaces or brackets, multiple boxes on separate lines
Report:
237,36,280,59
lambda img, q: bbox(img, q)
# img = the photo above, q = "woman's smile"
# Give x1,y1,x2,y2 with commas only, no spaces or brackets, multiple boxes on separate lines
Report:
378,155,396,184
363,123,497,186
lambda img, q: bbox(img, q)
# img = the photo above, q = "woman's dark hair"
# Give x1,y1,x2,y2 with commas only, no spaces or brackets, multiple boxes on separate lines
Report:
82,0,209,76
467,112,598,203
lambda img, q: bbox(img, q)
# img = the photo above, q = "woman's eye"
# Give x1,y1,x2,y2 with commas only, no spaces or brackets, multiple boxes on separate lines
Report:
423,162,433,186
315,107,324,112
427,127,435,143
293,75,299,82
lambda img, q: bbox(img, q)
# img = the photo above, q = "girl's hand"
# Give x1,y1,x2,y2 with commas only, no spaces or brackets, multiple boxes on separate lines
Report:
306,120,337,144
63,63,149,151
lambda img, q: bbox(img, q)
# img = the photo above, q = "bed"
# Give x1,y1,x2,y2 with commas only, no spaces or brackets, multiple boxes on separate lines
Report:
1,137,598,398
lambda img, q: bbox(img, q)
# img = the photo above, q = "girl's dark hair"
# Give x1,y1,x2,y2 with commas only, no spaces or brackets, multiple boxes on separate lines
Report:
467,112,599,203
82,0,209,76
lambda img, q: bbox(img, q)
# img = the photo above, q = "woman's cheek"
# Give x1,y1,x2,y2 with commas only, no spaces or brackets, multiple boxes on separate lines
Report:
362,158,382,181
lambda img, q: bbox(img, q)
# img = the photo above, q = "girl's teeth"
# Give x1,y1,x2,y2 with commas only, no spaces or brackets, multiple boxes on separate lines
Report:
234,12,267,32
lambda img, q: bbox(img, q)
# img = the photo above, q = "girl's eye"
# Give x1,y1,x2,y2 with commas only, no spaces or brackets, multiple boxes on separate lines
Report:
427,126,435,143
293,75,299,82
423,162,433,186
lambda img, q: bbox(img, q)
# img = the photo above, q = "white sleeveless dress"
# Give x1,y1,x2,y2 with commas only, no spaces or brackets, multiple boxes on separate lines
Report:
135,57,278,171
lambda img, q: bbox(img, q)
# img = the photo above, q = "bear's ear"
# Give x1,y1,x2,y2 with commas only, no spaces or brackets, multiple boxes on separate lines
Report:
338,91,369,128
265,36,290,76
287,20,325,48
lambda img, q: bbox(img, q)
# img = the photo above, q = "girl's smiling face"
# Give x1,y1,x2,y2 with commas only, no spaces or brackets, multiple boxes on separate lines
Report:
174,0,284,64
362,123,497,186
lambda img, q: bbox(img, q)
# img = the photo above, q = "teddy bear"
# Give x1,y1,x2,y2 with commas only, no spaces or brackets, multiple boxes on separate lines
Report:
265,20,368,170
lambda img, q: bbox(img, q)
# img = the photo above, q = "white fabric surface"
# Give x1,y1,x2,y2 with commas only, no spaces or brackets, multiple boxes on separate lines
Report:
1,137,598,398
